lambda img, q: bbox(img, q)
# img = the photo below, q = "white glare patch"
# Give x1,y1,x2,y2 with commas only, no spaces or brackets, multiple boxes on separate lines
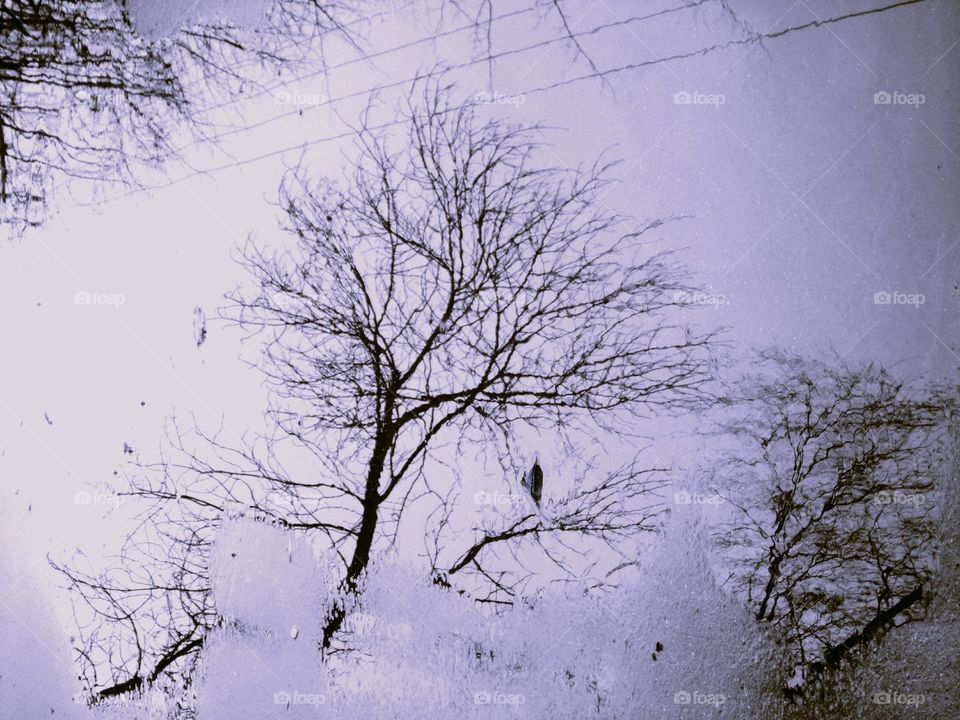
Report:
127,0,269,38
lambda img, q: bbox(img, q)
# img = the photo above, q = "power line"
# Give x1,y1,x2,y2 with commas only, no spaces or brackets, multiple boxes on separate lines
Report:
68,0,711,207
524,0,933,96
175,0,710,152
186,5,539,120
69,0,931,207
178,6,398,104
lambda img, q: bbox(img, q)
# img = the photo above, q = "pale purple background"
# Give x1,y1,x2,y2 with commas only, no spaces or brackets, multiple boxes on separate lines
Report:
0,0,957,620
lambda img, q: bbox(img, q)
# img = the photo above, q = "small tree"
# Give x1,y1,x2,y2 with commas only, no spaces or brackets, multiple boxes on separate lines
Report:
785,414,960,720
711,350,951,685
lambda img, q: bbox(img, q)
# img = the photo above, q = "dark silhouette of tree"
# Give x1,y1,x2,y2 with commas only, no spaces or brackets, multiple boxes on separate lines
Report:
231,86,714,648
52,489,215,705
710,350,952,685
55,85,715,702
0,0,359,236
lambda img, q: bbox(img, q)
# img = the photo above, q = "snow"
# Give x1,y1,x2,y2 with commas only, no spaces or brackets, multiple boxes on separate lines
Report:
190,508,789,720
3,485,955,719
0,502,88,720
209,517,338,640
126,0,270,38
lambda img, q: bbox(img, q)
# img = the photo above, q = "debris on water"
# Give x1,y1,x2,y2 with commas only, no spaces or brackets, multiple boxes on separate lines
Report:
193,305,208,347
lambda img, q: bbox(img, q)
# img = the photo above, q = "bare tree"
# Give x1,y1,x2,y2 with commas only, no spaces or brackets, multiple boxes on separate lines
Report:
710,350,952,685
52,510,212,705
230,86,715,647
55,85,714,702
0,0,360,236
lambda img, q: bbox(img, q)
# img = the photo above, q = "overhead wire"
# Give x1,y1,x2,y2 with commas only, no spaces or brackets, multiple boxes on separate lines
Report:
86,0,711,202
65,0,931,207
184,4,540,120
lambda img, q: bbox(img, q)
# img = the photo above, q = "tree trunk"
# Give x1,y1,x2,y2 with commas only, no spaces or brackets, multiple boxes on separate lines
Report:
821,585,923,669
790,584,925,700
321,433,390,649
